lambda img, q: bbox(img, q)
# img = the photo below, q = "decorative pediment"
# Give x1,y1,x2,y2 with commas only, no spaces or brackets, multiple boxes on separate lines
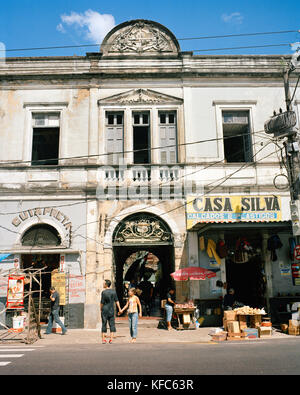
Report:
100,20,180,57
98,89,183,106
113,213,172,245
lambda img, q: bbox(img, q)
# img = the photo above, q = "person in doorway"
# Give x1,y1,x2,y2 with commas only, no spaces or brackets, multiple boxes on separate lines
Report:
100,279,121,344
165,288,176,331
138,273,154,316
223,288,236,310
45,287,67,335
118,288,142,343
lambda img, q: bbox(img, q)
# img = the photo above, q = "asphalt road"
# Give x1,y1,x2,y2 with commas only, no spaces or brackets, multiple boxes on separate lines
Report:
0,338,300,376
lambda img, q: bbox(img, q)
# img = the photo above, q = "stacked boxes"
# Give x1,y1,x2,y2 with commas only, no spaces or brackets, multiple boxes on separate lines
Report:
223,310,237,331
288,320,300,336
227,321,240,333
238,315,248,330
250,315,262,328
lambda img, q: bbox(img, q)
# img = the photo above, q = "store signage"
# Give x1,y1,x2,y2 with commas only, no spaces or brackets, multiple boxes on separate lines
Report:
294,245,300,261
186,195,282,229
6,275,24,309
11,207,72,231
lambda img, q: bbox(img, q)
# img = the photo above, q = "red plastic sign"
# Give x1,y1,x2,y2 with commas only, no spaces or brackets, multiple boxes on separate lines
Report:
294,245,300,261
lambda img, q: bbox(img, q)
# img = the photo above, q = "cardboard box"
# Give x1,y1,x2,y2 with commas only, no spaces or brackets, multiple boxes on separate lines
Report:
289,319,300,328
288,327,300,336
227,321,240,333
250,315,262,328
224,311,237,321
223,318,236,331
211,331,227,342
259,327,272,336
238,315,248,329
242,328,259,338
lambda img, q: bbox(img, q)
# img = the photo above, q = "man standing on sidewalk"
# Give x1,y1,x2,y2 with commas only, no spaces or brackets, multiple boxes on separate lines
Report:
45,286,67,335
101,280,121,344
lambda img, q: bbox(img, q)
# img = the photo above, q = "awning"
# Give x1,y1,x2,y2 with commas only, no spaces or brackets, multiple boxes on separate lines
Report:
0,254,11,263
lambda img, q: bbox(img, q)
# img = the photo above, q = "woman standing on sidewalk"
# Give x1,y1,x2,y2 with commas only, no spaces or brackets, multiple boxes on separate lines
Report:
165,288,176,331
119,288,142,343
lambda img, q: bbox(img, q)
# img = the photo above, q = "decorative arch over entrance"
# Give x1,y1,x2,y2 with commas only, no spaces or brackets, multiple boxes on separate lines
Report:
112,213,175,314
113,212,173,246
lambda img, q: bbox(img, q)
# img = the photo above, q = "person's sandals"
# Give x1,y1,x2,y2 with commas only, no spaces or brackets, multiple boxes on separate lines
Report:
102,339,107,344
109,339,113,344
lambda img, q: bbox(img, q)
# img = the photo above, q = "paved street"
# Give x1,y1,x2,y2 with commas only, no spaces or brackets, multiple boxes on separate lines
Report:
0,334,300,376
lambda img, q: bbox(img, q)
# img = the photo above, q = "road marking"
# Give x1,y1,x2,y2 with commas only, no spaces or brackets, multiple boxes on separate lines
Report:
0,362,11,366
0,349,36,352
0,354,24,358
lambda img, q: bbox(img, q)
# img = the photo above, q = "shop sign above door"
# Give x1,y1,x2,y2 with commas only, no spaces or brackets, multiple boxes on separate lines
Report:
11,207,72,232
186,195,282,229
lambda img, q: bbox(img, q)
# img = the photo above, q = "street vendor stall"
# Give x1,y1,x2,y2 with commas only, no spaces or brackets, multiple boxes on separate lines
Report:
174,302,196,330
170,267,216,330
223,306,269,340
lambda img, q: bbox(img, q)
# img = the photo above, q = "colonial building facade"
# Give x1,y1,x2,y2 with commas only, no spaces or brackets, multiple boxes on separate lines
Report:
0,20,298,328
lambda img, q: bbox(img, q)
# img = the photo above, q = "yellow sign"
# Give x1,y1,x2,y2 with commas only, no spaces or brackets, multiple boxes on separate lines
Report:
51,272,66,305
186,195,282,229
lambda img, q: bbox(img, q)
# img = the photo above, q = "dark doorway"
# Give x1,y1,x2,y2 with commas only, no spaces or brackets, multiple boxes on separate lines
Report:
224,231,265,308
133,126,150,164
113,245,174,317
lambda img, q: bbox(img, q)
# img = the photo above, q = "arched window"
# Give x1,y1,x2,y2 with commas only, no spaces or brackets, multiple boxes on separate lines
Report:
21,224,61,247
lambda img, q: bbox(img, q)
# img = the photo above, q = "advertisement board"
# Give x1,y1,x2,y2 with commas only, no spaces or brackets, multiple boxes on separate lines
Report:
186,195,282,229
6,275,24,309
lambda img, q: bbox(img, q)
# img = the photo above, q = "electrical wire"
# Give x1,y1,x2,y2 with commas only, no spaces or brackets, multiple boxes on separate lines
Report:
70,140,278,237
0,130,273,167
0,29,298,53
0,136,279,219
71,145,284,248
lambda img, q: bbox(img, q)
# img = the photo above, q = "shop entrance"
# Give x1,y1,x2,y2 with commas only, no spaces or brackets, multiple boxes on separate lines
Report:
21,254,60,298
225,231,266,308
112,213,175,316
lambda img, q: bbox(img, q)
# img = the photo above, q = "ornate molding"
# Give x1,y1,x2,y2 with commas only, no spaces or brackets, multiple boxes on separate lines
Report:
113,214,172,245
98,88,183,106
101,20,180,57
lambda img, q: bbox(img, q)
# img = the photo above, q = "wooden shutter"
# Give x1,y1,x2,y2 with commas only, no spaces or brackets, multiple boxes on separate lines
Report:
159,113,177,164
105,113,124,165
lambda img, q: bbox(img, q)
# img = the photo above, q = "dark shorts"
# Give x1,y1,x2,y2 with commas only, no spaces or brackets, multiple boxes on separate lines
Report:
101,312,116,333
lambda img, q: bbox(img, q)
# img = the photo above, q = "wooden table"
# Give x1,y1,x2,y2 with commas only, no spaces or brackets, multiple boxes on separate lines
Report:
174,307,196,330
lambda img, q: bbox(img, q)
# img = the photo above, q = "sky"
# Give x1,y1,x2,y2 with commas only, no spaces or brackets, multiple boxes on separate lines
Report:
0,0,299,58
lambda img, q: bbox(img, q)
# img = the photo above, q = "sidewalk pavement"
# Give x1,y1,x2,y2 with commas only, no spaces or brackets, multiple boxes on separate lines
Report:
35,319,295,346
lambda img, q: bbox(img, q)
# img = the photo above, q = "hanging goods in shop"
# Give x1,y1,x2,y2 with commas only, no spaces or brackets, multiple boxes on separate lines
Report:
267,234,283,261
216,240,228,259
199,236,205,251
206,239,221,266
289,237,297,260
233,237,252,263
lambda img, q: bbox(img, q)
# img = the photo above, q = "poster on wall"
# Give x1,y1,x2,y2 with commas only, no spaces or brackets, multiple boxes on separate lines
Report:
69,275,85,304
51,272,66,305
291,262,300,286
6,275,24,309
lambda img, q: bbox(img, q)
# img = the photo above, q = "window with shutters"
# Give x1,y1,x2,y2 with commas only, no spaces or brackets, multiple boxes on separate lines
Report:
159,111,177,164
133,112,150,164
105,112,124,165
31,113,60,166
222,110,253,163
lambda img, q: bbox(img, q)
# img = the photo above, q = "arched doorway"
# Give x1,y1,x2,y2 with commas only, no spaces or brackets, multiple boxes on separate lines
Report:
112,213,175,316
21,224,62,299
